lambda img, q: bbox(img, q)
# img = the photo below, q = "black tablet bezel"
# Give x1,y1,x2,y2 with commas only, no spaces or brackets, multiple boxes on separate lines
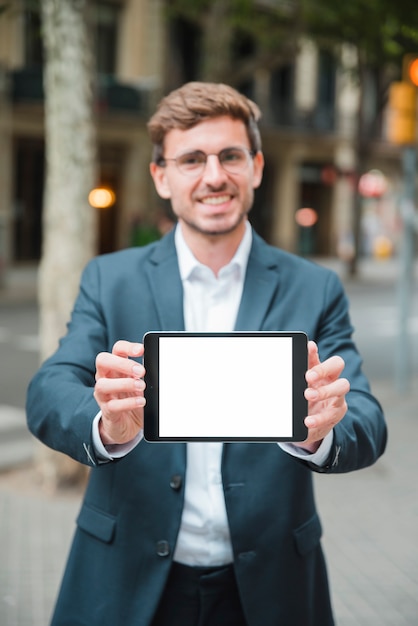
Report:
143,331,308,443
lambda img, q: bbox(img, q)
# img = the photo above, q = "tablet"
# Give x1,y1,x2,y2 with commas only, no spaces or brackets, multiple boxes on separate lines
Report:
143,331,308,442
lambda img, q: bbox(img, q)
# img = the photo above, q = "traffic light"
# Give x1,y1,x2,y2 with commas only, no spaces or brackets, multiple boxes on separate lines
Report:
387,53,418,145
387,81,416,145
403,54,418,86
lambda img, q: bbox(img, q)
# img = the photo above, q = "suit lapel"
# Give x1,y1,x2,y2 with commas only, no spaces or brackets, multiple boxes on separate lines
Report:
143,228,281,332
235,231,281,331
145,230,185,331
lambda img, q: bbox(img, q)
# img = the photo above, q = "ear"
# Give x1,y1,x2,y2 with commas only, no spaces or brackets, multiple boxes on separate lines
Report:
252,151,264,190
150,162,171,199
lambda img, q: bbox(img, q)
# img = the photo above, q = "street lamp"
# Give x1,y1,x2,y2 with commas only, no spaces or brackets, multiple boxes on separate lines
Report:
88,187,116,209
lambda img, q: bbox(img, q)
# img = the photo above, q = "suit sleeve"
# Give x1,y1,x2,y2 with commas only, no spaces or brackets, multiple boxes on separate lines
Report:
308,270,387,474
26,259,109,467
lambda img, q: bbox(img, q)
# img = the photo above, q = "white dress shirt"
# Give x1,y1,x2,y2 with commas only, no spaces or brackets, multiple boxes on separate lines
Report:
93,221,333,566
172,222,251,565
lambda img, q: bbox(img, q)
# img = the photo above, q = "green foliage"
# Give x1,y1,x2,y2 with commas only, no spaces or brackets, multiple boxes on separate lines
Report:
302,0,418,65
0,0,41,16
167,0,300,39
165,0,418,79
164,0,303,82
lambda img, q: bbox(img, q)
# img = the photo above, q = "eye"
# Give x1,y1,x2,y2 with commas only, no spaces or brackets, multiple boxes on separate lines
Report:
221,148,245,164
178,151,206,168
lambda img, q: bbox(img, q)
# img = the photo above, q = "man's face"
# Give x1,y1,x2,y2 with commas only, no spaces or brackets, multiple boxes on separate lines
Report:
150,116,264,239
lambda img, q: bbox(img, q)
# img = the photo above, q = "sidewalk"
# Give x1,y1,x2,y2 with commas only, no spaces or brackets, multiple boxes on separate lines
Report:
0,266,38,305
0,468,81,626
316,379,418,625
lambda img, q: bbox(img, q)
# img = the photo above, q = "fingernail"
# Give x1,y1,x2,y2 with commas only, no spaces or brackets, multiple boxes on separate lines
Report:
305,388,319,401
132,365,143,377
307,371,319,383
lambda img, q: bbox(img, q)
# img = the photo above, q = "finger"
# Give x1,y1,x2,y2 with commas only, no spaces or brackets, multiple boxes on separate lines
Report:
306,355,345,387
104,395,146,415
96,352,145,380
305,377,350,402
94,376,145,399
94,378,146,420
112,340,144,359
307,340,320,370
305,397,347,431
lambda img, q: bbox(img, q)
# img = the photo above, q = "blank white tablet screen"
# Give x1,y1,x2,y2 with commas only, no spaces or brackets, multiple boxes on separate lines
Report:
158,336,293,438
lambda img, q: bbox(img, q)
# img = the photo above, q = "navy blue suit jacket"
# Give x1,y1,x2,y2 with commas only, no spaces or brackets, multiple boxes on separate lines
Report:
27,228,386,626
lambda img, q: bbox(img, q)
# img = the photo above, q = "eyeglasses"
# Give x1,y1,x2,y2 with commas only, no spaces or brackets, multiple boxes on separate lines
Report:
160,147,256,176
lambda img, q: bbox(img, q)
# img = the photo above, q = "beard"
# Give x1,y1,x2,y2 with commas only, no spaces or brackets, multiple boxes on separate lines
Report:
178,184,255,238
181,206,251,237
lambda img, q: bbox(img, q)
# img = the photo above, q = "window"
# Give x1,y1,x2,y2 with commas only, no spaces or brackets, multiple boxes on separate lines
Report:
270,64,295,125
94,1,122,75
13,139,44,262
24,8,43,67
315,51,336,131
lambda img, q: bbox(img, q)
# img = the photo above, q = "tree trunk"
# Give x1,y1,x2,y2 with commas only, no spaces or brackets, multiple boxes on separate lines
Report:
37,0,97,489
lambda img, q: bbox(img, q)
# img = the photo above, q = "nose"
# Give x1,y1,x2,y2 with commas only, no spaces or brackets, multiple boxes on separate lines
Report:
202,154,228,185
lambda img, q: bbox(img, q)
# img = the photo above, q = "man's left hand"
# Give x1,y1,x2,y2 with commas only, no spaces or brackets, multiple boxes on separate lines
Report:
296,340,350,453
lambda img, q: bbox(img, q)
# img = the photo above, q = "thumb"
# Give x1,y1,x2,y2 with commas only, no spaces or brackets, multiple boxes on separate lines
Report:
307,340,320,370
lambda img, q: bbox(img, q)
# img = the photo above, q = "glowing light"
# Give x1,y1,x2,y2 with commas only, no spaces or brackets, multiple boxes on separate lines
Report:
88,187,116,209
408,58,418,87
373,235,393,259
295,207,318,228
321,166,337,185
358,170,388,198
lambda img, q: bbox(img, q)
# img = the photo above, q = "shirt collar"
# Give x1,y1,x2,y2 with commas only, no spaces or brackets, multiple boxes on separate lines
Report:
174,221,252,281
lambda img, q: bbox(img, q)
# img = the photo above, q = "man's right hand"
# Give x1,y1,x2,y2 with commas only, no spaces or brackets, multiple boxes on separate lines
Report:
94,340,146,445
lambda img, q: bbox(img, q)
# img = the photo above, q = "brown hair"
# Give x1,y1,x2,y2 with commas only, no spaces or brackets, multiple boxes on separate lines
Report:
147,82,262,163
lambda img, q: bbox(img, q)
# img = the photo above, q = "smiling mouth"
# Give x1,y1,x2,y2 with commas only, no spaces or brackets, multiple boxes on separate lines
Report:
201,195,232,206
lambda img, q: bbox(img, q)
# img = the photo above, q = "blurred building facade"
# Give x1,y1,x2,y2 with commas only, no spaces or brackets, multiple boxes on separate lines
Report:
0,0,405,270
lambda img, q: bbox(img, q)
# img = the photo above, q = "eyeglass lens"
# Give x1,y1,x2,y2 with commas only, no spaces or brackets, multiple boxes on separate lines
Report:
175,148,251,174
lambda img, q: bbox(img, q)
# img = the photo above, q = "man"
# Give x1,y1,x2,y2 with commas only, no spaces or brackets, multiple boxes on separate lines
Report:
26,82,387,626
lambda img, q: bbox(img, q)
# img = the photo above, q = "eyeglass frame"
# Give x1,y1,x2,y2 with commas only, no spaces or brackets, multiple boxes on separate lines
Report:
158,146,257,176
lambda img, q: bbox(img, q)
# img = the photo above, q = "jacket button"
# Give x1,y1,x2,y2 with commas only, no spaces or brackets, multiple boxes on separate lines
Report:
156,540,170,557
169,474,182,490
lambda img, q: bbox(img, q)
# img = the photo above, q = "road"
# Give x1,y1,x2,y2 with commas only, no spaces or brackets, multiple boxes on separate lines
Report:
345,278,418,384
0,302,39,409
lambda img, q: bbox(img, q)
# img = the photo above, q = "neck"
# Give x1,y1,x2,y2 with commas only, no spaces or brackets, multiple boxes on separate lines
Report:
179,220,247,276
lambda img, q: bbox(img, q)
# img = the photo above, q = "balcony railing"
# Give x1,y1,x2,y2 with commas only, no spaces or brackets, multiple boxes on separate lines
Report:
10,68,149,116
